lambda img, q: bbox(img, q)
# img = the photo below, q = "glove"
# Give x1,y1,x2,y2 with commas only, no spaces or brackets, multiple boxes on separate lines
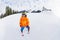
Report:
27,25,29,27
20,24,22,27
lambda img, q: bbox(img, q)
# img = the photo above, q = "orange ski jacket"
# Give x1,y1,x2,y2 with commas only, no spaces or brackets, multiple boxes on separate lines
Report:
19,17,29,27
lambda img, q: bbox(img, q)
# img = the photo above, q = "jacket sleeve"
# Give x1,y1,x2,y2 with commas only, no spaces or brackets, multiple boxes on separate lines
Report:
19,18,22,27
27,18,30,26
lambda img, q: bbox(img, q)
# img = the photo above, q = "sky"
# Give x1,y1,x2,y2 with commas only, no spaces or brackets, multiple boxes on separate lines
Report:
0,0,60,17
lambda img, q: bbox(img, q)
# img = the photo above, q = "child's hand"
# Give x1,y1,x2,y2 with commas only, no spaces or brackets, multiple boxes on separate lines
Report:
20,25,22,27
27,25,29,27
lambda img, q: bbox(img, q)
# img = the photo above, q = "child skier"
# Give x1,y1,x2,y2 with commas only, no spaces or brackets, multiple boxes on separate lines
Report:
19,13,30,36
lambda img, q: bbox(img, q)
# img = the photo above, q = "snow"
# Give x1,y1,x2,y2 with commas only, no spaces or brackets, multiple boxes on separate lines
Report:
0,11,60,40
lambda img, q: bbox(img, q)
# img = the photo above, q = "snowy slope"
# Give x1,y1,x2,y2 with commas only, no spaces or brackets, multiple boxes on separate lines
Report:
0,11,60,40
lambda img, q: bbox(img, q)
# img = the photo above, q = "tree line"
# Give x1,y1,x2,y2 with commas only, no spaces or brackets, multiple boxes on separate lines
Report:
0,6,17,19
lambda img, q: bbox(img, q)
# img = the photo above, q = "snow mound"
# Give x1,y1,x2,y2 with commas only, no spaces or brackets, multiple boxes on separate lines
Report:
0,12,60,40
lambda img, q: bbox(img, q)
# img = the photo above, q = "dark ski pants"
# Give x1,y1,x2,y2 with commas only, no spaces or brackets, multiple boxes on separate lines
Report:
21,26,30,33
